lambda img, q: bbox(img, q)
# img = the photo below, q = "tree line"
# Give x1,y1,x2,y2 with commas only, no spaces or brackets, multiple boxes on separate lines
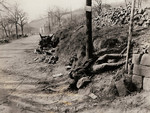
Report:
0,0,28,39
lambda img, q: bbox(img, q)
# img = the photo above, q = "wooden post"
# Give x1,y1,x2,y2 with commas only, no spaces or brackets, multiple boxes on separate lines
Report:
71,9,73,22
138,0,142,8
125,0,128,9
86,0,93,59
48,12,51,33
125,0,136,71
51,12,54,26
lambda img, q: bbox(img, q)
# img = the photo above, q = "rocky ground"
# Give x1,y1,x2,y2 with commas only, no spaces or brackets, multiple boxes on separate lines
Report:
0,26,150,113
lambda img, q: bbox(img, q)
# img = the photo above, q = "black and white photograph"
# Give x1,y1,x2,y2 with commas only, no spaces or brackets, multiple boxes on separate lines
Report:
0,0,150,113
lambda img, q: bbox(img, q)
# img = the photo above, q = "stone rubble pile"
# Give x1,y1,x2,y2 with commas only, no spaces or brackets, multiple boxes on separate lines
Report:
94,4,150,28
34,34,59,64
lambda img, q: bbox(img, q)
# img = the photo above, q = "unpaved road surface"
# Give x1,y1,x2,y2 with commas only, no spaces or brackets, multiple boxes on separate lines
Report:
0,35,46,113
0,36,85,113
0,34,150,113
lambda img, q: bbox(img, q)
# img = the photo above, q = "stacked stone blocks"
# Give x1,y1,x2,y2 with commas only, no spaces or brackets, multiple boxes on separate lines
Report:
132,54,150,91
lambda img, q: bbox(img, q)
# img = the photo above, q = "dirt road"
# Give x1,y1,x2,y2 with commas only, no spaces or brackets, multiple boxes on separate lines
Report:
0,35,87,113
0,34,150,113
0,35,43,113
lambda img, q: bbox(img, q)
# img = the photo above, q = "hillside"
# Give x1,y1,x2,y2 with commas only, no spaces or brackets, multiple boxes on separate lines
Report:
1,1,150,113
33,24,150,113
31,2,150,112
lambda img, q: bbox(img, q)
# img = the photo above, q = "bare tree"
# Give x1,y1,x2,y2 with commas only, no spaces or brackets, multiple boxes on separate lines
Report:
93,0,102,16
0,16,9,37
7,18,13,36
0,15,14,37
53,7,65,27
0,0,13,38
1,1,28,38
8,3,20,38
18,10,27,36
138,0,142,8
47,8,54,33
0,0,4,12
0,0,9,12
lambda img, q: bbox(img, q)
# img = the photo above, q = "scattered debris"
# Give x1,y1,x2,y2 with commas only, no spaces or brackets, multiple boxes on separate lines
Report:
34,34,59,64
74,25,84,32
34,57,39,61
65,65,72,70
34,48,43,54
39,33,59,50
76,77,91,89
88,93,97,99
52,73,63,78
94,5,150,28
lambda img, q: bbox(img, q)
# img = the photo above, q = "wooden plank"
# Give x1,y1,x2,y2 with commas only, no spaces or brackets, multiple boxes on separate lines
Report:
115,78,128,96
133,64,150,78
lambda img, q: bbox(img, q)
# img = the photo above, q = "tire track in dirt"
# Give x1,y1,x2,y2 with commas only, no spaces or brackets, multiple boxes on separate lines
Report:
0,35,87,113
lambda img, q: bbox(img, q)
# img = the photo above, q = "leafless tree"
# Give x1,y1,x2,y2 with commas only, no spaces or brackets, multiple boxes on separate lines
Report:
18,10,27,36
47,8,54,32
137,0,142,8
0,0,8,12
0,15,14,37
0,0,11,38
93,0,102,16
0,15,8,37
0,0,4,12
8,3,20,38
53,7,65,27
7,18,13,36
1,1,28,38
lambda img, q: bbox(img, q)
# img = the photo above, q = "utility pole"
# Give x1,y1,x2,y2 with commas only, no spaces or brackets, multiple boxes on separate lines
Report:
86,0,93,59
125,0,136,71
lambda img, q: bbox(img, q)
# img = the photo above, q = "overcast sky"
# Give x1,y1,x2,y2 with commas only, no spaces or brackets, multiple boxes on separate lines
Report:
6,0,125,21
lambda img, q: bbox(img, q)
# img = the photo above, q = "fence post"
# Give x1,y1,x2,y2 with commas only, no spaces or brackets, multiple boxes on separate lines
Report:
125,0,136,71
48,12,51,33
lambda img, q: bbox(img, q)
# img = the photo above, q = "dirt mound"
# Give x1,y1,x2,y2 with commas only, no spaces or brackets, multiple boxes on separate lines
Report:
55,25,130,65
55,26,87,64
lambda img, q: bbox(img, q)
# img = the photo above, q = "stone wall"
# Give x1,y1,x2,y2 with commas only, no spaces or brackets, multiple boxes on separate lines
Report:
132,53,150,91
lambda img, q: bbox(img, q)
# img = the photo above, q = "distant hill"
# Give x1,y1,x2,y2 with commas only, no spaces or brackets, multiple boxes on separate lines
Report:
28,1,150,34
28,8,84,34
28,17,48,34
